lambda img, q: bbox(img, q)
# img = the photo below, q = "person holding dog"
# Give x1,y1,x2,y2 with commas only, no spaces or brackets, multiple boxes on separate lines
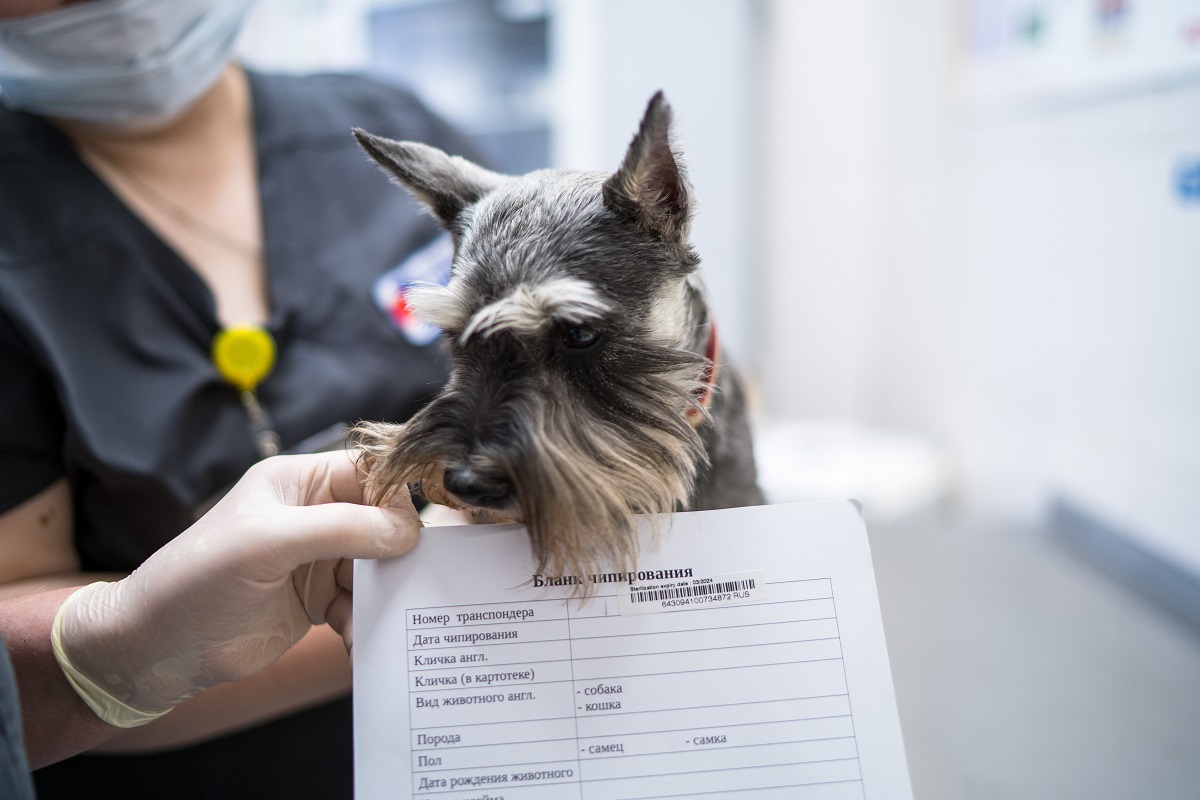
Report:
0,449,422,798
0,0,475,796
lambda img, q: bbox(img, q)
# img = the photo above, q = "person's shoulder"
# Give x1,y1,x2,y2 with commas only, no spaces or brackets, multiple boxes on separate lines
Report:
0,108,97,265
248,71,473,157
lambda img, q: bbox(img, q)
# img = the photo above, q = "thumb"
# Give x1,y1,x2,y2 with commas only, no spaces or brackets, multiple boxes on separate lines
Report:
271,502,422,567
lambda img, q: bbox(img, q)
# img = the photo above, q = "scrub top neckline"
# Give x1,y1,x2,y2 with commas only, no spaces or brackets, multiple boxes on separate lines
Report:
57,69,285,345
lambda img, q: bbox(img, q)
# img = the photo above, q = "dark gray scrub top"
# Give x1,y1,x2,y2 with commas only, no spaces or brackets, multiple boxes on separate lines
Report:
0,71,459,572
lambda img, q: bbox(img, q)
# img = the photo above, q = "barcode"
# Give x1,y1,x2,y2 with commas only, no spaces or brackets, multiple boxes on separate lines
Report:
630,579,757,604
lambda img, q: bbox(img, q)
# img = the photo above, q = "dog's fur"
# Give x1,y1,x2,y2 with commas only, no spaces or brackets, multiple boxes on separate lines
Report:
352,92,763,582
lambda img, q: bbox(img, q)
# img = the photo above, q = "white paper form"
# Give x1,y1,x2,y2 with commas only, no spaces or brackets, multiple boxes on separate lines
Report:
354,501,912,800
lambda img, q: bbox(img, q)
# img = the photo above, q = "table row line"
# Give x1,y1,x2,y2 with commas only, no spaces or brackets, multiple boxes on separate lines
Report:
409,617,843,671
410,636,844,692
410,660,850,728
411,714,856,771
407,599,837,648
406,578,835,630
411,693,853,750
412,746,862,798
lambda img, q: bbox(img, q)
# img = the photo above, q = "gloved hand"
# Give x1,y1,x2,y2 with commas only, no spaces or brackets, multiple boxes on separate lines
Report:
51,449,421,727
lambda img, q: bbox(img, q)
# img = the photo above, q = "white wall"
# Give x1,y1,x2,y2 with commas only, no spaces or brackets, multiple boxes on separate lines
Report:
759,0,1200,575
758,0,894,418
550,0,760,368
948,86,1200,572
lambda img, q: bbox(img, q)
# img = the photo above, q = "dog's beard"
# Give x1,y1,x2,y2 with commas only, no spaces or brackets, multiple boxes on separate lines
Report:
354,372,708,590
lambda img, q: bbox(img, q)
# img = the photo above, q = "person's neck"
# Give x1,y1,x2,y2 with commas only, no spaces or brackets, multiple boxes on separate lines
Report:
54,64,251,176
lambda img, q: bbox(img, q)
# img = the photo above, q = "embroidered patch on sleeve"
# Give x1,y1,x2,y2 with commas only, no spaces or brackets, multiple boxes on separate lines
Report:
372,235,453,346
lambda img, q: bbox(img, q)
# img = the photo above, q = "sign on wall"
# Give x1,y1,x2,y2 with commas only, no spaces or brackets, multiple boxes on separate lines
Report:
958,0,1200,109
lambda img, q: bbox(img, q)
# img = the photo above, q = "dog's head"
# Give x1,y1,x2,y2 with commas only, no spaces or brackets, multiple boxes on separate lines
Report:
353,92,714,582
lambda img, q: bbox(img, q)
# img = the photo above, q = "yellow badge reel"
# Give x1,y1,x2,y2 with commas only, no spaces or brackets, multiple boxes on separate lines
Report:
212,325,280,457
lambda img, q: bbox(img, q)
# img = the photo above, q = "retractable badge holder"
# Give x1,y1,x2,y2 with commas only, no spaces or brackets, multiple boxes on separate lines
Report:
212,326,281,458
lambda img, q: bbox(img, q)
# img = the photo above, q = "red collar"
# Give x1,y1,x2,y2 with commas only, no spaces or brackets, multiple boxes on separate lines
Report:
685,321,718,428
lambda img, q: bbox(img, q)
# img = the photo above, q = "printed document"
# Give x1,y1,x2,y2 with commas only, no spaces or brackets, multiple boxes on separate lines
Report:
354,500,912,799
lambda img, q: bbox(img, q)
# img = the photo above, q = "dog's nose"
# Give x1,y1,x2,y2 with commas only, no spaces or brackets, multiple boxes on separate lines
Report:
443,466,513,510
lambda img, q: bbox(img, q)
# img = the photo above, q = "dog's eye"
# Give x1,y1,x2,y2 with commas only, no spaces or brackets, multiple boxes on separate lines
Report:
561,323,601,349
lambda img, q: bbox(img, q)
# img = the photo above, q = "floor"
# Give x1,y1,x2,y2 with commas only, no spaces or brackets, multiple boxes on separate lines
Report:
866,508,1200,800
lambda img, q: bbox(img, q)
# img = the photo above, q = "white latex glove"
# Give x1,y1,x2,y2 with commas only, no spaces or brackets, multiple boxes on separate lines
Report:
51,450,420,727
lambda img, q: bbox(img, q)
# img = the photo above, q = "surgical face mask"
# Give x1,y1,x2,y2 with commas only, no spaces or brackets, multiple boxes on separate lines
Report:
0,0,256,130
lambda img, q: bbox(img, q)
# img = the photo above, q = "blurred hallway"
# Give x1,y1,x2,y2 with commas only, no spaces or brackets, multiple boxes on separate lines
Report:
870,510,1200,799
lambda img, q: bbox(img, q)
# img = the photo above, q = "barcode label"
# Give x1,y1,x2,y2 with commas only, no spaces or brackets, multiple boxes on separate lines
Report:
629,578,757,604
618,570,765,615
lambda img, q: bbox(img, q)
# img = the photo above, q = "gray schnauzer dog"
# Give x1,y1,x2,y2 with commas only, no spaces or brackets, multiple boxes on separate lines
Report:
352,92,764,583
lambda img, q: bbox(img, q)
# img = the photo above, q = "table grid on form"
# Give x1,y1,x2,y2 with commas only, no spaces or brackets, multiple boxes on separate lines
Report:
405,578,867,800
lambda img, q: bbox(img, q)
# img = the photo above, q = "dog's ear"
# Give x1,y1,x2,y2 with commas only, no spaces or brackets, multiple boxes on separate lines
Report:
353,129,506,227
602,91,692,242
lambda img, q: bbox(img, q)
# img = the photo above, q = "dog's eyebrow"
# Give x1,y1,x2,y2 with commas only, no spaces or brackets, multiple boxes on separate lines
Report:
460,278,610,343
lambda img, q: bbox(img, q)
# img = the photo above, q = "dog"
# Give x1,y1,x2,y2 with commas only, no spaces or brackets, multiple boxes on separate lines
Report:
352,92,764,584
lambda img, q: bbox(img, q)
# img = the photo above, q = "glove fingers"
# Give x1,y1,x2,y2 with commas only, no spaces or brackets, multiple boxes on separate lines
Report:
294,559,338,624
276,502,422,568
319,448,373,506
290,449,414,510
324,588,354,652
292,548,359,625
